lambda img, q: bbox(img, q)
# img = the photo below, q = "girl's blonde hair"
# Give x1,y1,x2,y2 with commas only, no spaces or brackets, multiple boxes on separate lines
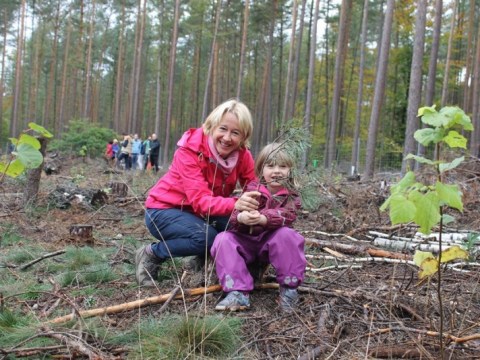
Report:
255,142,298,188
202,99,253,148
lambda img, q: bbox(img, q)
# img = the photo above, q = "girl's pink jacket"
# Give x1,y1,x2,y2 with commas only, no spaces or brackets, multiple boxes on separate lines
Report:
145,128,256,217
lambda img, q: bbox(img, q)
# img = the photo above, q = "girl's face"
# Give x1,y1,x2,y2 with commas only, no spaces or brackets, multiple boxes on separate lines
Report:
211,112,244,158
262,162,290,193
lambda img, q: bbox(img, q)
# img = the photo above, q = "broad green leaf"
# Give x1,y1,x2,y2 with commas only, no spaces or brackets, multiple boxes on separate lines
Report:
413,250,435,267
419,107,448,127
409,191,441,235
439,245,468,263
417,105,436,118
17,134,41,150
28,122,53,138
414,128,445,146
439,106,473,131
405,154,435,165
15,143,44,169
390,171,416,194
435,181,463,211
0,159,25,177
442,214,455,225
439,156,464,173
388,194,416,224
443,130,467,149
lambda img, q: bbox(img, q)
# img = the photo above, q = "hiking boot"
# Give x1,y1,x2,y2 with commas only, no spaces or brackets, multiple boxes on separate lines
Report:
215,291,250,311
135,245,162,287
278,287,298,313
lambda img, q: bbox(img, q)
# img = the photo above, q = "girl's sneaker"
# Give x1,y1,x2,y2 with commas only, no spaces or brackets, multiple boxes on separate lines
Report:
215,291,250,311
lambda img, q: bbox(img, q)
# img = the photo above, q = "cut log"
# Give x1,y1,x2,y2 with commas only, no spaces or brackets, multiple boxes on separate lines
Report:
109,182,128,197
69,225,94,245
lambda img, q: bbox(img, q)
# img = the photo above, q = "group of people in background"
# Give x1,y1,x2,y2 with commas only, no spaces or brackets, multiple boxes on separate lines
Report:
105,133,161,172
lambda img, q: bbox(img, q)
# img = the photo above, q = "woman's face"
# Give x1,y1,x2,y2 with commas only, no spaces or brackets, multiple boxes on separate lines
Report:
212,112,244,158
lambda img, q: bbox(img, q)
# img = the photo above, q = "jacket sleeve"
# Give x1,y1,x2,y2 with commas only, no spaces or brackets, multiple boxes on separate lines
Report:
237,150,256,190
174,147,236,216
261,194,301,230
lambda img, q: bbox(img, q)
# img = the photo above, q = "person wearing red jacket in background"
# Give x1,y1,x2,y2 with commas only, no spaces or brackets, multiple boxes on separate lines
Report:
136,99,260,287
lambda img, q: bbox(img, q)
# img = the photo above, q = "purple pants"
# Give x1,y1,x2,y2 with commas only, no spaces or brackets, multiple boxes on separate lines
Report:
211,227,306,292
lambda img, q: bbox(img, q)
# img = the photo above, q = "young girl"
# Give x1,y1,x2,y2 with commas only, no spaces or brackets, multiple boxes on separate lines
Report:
211,143,306,312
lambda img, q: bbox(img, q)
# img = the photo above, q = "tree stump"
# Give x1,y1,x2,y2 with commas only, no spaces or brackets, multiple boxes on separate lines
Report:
109,182,128,197
69,225,94,245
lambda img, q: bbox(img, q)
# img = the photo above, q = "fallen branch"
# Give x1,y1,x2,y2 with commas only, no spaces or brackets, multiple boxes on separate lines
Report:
40,327,114,359
306,237,411,260
373,326,480,344
49,284,222,324
18,250,66,271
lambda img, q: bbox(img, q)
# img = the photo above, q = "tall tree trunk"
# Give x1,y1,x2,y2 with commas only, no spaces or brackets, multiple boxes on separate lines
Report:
43,1,61,129
113,0,126,132
0,10,7,145
302,0,320,169
83,0,96,119
440,0,457,106
462,0,475,113
401,0,427,174
10,0,26,137
201,0,222,120
469,25,480,157
236,0,250,99
351,0,369,176
326,0,352,168
130,0,147,134
58,16,72,136
364,0,395,180
163,0,181,164
154,11,164,136
417,0,442,164
288,0,307,121
281,0,298,126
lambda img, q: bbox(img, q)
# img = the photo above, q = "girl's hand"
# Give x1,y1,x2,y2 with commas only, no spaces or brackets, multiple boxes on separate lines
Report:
235,191,260,212
237,210,266,226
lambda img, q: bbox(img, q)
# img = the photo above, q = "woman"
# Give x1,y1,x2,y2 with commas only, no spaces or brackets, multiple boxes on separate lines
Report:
137,99,260,287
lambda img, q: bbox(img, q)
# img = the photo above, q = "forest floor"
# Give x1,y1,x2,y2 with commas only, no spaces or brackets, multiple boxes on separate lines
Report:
1,155,480,359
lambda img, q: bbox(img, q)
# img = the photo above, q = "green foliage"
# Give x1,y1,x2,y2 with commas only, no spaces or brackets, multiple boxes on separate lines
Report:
50,119,117,158
135,315,243,359
462,232,480,261
381,105,473,280
0,122,52,180
381,106,472,235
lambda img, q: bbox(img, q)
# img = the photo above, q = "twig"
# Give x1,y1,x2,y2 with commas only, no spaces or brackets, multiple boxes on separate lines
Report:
18,250,66,271
372,326,480,344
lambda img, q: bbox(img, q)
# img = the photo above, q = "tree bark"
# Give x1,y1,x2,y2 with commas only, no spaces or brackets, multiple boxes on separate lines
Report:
163,0,181,164
440,0,457,106
10,0,26,138
236,0,250,99
326,0,352,168
302,0,320,169
23,138,47,206
364,0,395,179
351,0,369,176
401,0,427,174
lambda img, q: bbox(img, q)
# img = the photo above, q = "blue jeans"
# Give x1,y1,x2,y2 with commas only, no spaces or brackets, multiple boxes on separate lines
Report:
145,208,229,260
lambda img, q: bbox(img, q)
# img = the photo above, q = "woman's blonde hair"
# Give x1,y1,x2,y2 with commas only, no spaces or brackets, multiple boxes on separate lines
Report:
202,99,253,148
255,142,298,188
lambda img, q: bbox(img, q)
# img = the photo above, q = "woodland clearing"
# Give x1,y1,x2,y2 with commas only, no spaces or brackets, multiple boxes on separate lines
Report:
1,155,480,359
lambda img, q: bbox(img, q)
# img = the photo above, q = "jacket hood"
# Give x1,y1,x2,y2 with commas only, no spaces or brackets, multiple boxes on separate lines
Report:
176,128,207,154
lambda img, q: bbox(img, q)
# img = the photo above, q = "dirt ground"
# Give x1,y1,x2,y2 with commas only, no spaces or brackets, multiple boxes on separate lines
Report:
1,155,480,359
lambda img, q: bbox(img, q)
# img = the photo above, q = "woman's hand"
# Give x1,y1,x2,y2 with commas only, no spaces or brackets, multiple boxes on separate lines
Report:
235,191,260,212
